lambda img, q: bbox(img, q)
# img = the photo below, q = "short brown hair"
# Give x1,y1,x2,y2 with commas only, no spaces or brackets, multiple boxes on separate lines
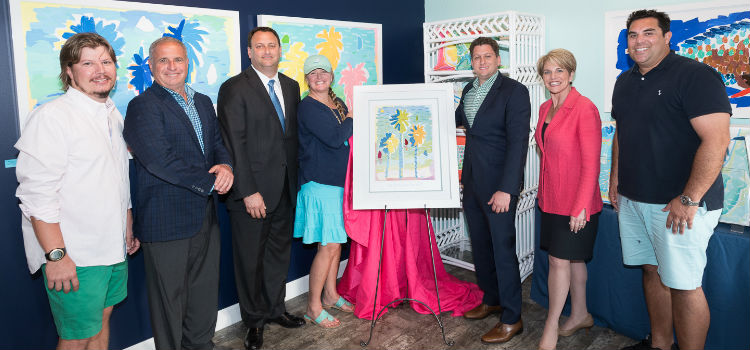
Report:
247,27,281,47
59,32,116,91
536,48,577,77
469,37,499,57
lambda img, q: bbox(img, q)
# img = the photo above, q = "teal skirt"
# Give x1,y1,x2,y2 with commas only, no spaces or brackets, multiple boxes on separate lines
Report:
293,181,348,245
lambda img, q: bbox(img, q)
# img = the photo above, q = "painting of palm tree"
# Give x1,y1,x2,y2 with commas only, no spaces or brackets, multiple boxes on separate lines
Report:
378,132,397,179
389,109,410,178
315,26,343,70
408,124,426,177
163,19,208,83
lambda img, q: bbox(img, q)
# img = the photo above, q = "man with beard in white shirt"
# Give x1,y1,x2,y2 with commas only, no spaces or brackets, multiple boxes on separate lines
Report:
15,32,139,350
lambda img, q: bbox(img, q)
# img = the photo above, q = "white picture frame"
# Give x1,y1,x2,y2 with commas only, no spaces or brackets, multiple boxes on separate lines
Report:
352,83,460,209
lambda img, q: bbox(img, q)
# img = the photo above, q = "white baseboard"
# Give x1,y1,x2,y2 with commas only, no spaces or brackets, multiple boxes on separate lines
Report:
125,259,348,350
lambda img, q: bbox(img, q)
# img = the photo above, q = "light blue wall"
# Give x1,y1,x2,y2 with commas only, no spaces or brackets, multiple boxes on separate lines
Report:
425,0,747,125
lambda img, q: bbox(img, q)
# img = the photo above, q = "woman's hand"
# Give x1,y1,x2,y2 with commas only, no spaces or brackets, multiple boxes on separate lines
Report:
569,209,587,233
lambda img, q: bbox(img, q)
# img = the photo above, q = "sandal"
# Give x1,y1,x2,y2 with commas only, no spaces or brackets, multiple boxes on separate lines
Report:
323,296,354,313
303,309,341,329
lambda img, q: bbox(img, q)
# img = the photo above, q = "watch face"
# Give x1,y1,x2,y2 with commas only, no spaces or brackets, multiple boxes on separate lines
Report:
48,249,64,261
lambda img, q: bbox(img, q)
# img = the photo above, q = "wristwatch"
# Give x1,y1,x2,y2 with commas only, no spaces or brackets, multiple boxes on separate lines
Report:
45,247,66,262
680,194,700,207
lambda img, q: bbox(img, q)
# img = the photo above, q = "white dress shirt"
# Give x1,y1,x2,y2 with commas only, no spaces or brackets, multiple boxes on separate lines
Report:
16,87,131,273
252,65,287,117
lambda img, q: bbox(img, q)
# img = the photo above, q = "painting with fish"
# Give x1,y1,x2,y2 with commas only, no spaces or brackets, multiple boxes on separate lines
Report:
604,1,749,117
258,15,381,111
10,0,241,130
352,83,460,209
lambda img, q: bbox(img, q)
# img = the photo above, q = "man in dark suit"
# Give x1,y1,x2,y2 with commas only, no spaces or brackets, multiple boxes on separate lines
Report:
216,27,303,350
123,37,234,350
456,36,531,344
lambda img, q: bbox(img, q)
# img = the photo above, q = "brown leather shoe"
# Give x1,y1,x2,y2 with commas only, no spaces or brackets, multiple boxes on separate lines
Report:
481,320,524,343
463,303,503,319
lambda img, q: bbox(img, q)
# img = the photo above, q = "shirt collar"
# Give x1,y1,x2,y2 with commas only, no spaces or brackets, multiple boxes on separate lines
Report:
65,87,115,116
629,50,676,76
159,83,195,100
472,71,499,89
252,65,280,86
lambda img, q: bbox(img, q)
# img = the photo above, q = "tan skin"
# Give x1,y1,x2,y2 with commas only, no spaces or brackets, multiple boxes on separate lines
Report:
301,69,353,328
242,31,284,219
39,47,139,349
149,40,234,195
609,17,731,350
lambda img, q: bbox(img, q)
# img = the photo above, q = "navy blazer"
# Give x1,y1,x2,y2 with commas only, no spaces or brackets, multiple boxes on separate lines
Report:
124,83,232,242
456,74,531,201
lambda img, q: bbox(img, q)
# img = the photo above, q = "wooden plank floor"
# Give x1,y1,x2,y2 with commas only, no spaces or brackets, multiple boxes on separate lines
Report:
213,265,635,350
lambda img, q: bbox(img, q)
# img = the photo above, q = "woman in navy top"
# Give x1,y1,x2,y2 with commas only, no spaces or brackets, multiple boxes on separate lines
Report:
293,55,354,328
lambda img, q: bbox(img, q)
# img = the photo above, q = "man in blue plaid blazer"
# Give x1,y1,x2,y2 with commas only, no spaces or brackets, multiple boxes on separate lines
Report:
123,37,233,349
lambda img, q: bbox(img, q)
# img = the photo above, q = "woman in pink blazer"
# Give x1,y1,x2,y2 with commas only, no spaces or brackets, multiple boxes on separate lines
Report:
534,49,603,350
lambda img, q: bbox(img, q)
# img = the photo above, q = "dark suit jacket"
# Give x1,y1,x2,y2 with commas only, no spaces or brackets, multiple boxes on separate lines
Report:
456,74,531,201
123,83,232,242
217,68,300,212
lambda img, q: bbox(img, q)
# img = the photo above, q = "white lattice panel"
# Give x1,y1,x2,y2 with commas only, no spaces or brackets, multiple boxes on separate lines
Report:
425,12,545,281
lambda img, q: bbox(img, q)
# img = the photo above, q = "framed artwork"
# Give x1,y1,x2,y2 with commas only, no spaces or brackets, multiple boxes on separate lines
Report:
603,1,749,117
352,83,460,210
258,15,382,111
599,121,616,204
10,0,241,130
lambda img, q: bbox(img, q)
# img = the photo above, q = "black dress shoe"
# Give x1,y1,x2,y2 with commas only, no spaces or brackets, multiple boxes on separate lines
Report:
268,312,305,328
244,327,263,350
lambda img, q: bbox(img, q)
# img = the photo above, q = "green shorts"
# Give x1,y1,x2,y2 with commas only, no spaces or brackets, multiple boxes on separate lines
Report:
42,260,128,340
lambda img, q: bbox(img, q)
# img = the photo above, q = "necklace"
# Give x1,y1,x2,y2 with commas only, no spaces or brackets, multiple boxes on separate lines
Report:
330,107,342,124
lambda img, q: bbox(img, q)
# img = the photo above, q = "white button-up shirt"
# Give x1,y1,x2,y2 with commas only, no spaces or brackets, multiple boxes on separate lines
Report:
16,88,130,273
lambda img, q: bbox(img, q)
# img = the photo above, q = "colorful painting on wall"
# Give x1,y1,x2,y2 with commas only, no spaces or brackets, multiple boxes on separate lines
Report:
258,15,381,111
10,0,241,130
373,105,435,181
720,127,750,225
599,121,616,204
604,1,749,118
353,84,460,209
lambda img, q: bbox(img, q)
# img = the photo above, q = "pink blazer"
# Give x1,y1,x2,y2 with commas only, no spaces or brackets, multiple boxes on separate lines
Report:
534,88,603,220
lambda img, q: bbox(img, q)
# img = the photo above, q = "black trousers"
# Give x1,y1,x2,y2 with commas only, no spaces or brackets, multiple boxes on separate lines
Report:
229,184,293,328
463,183,522,325
142,198,220,350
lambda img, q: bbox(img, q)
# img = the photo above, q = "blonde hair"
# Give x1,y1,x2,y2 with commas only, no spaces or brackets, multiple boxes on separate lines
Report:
536,48,577,78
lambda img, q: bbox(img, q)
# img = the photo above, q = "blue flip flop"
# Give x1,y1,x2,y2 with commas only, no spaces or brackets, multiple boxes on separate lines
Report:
323,296,354,313
303,309,340,329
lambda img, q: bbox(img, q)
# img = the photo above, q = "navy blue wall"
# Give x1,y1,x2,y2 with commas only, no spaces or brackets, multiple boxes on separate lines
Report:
0,0,424,348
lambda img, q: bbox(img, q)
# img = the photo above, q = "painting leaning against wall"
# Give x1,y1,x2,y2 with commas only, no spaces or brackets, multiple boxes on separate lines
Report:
9,0,241,131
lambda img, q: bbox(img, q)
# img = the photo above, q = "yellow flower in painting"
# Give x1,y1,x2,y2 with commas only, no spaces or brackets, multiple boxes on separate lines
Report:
385,134,399,154
315,26,343,70
409,125,426,146
278,42,309,90
389,109,410,133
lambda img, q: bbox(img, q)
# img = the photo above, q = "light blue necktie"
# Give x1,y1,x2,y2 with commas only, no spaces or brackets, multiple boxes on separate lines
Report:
268,79,285,133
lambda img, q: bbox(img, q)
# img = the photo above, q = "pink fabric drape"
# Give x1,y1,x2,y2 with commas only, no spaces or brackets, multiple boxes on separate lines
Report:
337,137,482,320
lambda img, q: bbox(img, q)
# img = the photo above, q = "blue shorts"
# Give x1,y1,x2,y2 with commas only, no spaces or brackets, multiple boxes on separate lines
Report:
618,195,720,290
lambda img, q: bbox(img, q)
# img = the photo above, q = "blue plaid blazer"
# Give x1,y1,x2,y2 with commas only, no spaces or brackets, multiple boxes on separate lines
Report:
124,83,232,242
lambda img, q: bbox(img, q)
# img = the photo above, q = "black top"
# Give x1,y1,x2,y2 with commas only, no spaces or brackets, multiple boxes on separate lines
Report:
541,121,549,145
611,52,732,210
297,96,353,188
